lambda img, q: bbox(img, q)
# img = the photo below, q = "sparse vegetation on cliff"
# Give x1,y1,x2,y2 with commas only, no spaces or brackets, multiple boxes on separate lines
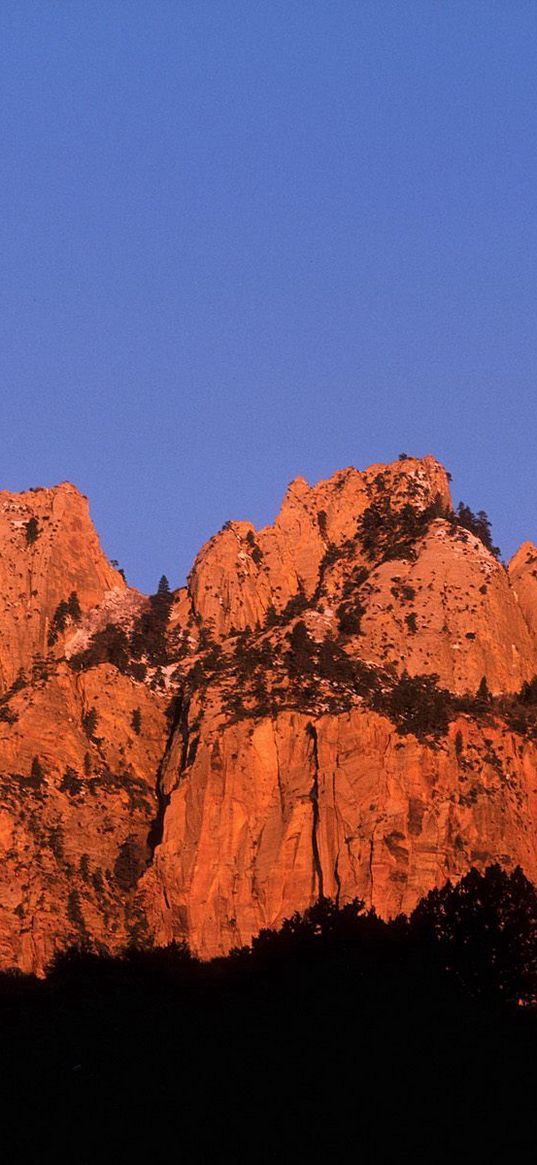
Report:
355,493,502,566
48,591,82,646
129,575,174,666
0,705,18,725
69,575,175,677
113,836,147,891
29,756,45,789
69,622,130,671
336,597,365,635
60,767,82,795
450,502,501,559
82,706,98,740
245,529,264,565
357,495,447,563
0,455,536,1035
24,517,40,545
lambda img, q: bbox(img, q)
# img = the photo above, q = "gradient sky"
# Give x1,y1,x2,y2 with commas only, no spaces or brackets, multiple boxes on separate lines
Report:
1,2,536,592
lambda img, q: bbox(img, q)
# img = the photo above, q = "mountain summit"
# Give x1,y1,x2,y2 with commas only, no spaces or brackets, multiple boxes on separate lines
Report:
1,456,537,973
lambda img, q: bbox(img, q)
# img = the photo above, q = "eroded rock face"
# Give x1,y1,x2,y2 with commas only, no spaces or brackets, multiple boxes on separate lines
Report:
1,455,537,972
0,483,124,691
0,663,167,974
509,542,537,641
188,456,452,636
355,522,537,694
0,484,170,972
147,706,537,957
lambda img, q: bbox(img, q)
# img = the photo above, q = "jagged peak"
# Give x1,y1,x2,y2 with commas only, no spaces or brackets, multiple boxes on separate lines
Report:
2,453,537,979
509,541,537,574
221,519,257,538
284,475,311,499
191,458,452,580
279,455,452,517
47,479,86,495
0,479,87,503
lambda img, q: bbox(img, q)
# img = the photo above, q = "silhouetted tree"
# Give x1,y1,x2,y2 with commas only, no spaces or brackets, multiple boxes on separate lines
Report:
337,598,365,635
317,510,328,539
130,576,174,666
67,591,81,621
454,503,501,559
411,865,537,1004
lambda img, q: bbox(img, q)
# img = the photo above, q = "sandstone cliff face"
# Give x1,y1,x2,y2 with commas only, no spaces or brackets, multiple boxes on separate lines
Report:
148,706,537,957
0,663,167,974
509,542,537,641
354,522,537,694
188,456,451,636
1,455,537,973
0,483,124,691
0,485,169,972
187,457,536,693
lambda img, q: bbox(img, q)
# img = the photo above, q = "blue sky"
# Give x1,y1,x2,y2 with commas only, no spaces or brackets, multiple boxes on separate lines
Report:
1,2,536,591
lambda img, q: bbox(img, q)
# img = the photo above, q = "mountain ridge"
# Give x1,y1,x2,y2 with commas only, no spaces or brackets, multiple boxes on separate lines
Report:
1,454,537,973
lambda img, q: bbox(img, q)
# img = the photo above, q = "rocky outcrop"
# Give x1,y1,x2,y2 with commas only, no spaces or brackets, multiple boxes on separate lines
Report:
0,483,124,691
1,454,537,972
0,485,169,972
188,456,451,635
355,521,537,694
509,541,537,642
0,663,167,974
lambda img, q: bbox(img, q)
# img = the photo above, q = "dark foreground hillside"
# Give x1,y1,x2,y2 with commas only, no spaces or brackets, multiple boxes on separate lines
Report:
1,867,536,1163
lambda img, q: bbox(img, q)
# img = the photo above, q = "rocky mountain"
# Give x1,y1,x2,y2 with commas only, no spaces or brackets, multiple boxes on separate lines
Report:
1,457,537,973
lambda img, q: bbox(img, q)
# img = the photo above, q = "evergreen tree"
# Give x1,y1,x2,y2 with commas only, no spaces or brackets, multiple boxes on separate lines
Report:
67,591,81,621
82,706,98,739
476,675,492,706
25,517,39,545
520,676,537,705
455,503,501,559
411,865,537,1004
130,575,173,666
67,889,86,935
286,621,316,676
29,756,44,788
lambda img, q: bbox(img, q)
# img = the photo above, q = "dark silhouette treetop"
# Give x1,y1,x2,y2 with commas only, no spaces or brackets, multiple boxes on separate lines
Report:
454,502,501,559
411,864,537,1004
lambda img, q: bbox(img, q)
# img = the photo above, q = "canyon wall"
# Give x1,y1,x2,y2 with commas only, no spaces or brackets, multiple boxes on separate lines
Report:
1,458,537,971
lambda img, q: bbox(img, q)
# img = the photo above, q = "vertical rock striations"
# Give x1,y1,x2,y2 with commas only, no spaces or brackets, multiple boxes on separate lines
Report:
1,455,537,971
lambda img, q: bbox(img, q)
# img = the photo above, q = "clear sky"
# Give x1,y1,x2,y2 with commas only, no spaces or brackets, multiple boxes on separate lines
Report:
1,2,536,592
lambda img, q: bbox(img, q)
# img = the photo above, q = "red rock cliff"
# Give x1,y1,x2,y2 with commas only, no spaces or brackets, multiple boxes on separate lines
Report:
1,456,537,972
